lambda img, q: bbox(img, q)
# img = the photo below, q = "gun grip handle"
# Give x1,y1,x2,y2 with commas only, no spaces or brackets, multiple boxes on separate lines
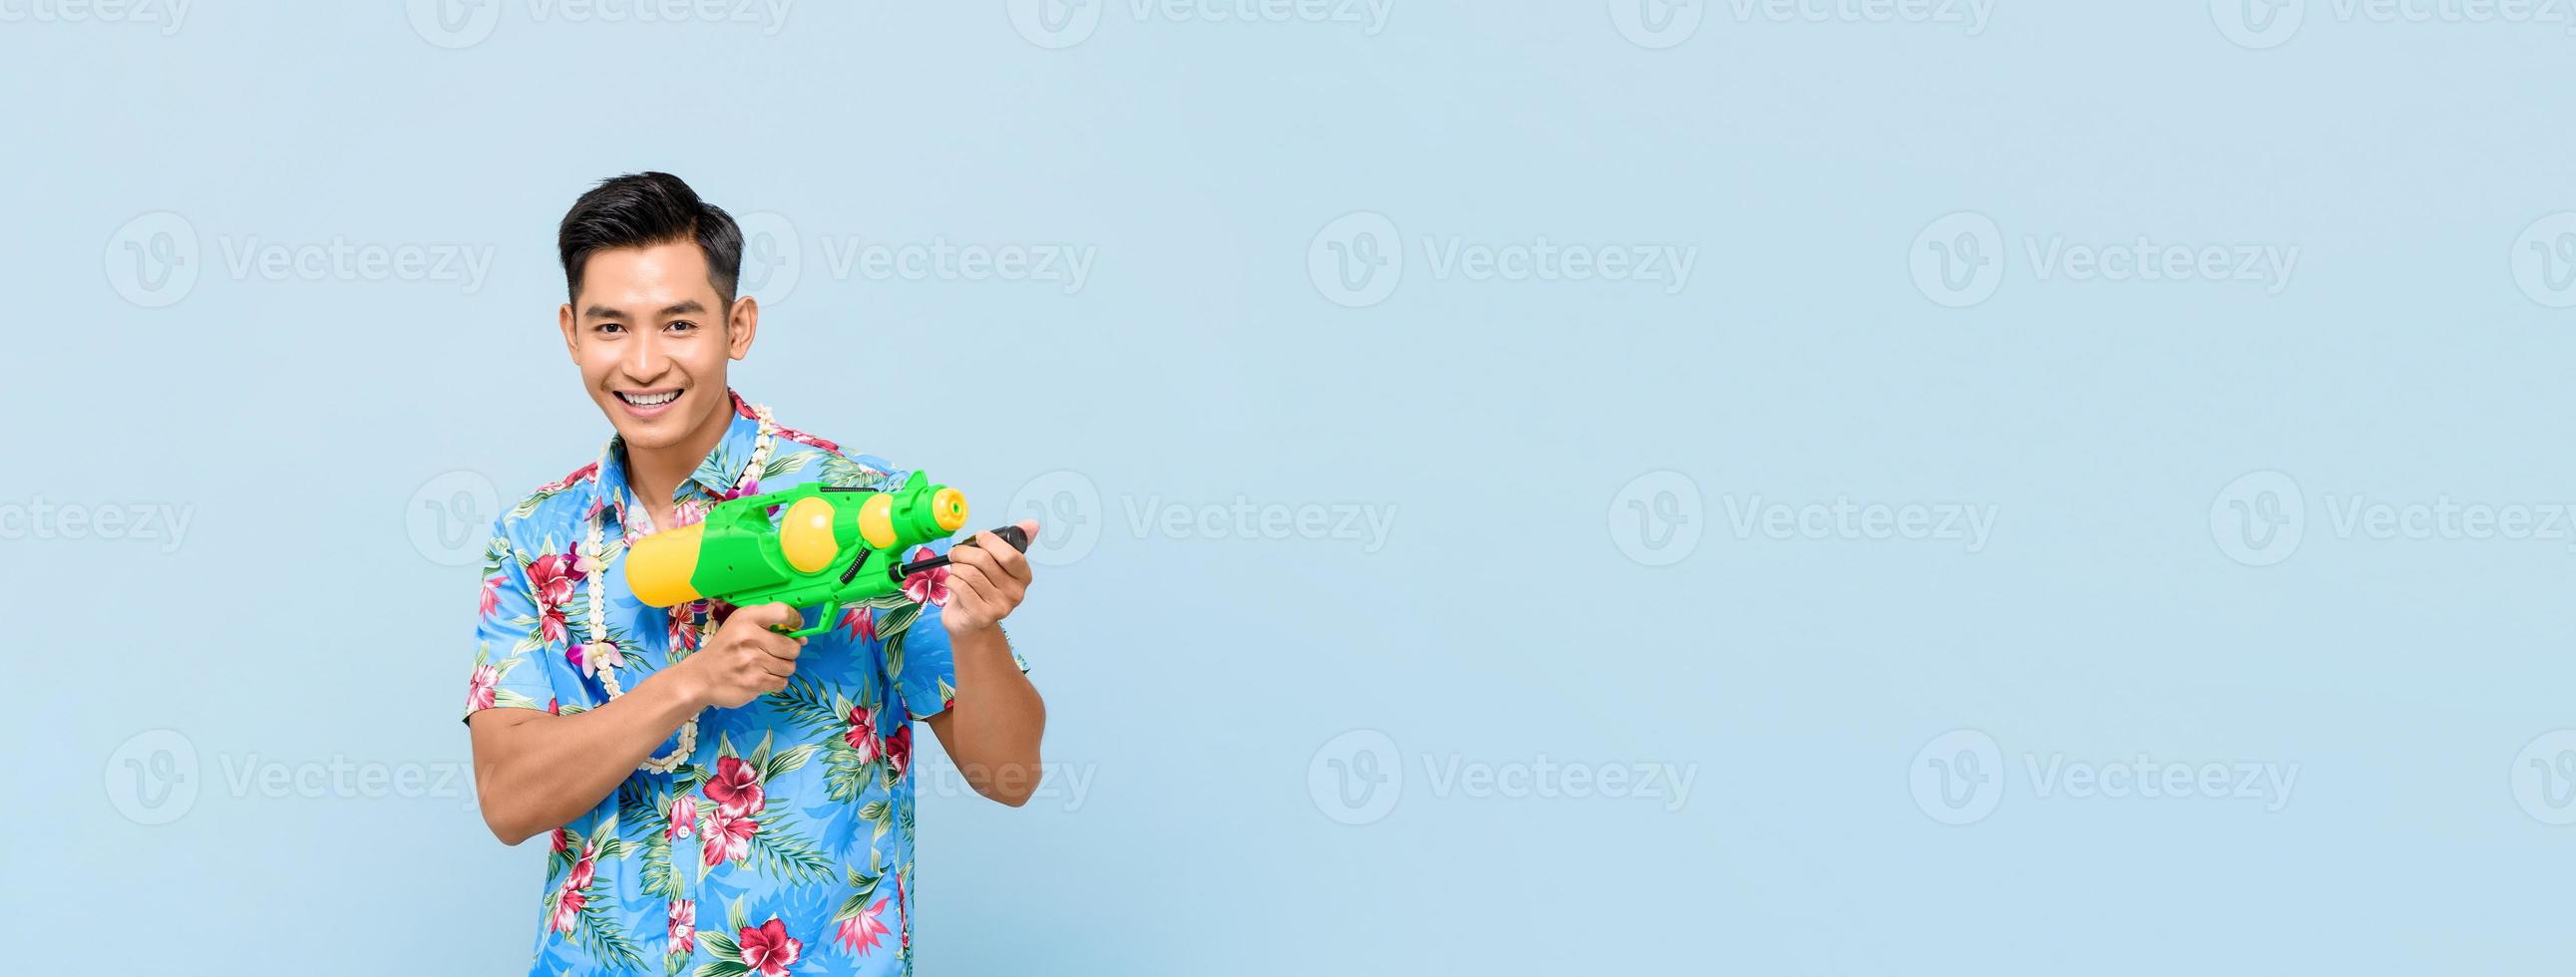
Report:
770,599,842,639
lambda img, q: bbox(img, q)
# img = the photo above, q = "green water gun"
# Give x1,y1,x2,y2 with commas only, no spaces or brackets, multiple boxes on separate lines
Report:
622,472,1028,637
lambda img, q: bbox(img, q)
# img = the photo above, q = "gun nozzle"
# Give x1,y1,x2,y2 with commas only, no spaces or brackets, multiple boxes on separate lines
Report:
930,487,968,532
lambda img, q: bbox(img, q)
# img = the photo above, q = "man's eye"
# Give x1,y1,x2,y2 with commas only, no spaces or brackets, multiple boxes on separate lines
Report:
594,322,625,335
667,320,698,332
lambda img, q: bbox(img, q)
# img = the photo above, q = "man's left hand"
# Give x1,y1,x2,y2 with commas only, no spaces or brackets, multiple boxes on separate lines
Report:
942,518,1040,635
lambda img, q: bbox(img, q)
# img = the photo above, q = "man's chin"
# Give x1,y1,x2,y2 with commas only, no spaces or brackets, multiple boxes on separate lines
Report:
612,425,680,452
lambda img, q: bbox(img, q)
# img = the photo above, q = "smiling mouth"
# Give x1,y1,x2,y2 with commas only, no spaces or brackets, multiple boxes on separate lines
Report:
616,389,682,408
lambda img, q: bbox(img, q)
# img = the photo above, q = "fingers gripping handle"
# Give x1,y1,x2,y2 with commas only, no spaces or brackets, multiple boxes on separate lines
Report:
892,524,1031,578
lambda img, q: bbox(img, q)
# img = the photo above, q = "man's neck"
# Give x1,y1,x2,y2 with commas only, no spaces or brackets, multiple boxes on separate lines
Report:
623,406,729,526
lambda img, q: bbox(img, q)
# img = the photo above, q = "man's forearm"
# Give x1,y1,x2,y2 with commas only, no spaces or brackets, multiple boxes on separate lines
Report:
469,671,704,844
939,626,1047,805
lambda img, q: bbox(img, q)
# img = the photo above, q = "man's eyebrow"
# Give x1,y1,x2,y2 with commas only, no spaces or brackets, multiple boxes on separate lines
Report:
581,300,707,321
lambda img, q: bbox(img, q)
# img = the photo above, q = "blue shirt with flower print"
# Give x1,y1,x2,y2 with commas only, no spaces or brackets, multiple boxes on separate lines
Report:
465,390,1019,977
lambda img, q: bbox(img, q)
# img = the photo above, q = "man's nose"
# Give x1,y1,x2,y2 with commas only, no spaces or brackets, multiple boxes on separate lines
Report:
622,329,669,380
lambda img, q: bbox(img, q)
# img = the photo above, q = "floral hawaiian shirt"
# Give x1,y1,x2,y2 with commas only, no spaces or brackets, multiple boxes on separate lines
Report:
465,390,1018,977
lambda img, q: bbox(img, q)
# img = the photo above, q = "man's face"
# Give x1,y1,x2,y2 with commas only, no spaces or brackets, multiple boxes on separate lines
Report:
557,241,757,453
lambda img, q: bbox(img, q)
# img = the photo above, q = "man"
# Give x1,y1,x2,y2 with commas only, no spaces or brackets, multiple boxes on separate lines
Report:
465,171,1045,977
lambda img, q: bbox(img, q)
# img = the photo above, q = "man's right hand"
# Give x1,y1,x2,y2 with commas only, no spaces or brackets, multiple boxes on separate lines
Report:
469,602,807,844
675,602,807,709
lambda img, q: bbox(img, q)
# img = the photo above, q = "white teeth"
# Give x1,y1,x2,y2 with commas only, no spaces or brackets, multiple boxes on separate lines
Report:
621,390,679,407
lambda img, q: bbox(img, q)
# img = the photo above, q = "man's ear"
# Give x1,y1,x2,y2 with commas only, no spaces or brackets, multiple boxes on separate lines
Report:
726,295,759,361
557,303,579,361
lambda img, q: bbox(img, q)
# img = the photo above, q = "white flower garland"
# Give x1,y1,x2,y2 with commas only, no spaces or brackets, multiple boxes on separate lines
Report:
581,404,781,775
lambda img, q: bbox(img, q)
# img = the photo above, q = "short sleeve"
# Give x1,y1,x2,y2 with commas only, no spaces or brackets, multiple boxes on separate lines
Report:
876,537,1030,723
464,520,562,723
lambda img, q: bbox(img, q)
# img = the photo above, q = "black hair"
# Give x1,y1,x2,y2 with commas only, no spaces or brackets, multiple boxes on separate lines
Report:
556,171,744,307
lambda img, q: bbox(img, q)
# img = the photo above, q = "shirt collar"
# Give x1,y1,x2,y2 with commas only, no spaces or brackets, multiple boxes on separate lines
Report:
595,389,767,530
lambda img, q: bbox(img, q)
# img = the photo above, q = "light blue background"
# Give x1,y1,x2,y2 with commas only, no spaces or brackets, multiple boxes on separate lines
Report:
7,1,2576,973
